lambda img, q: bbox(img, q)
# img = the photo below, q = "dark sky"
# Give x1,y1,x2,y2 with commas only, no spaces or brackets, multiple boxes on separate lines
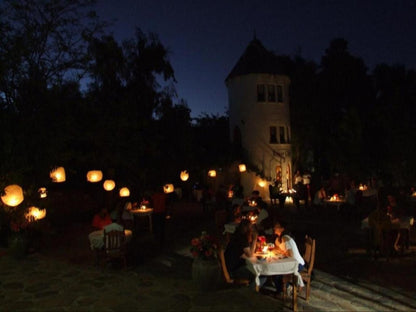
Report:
96,0,416,118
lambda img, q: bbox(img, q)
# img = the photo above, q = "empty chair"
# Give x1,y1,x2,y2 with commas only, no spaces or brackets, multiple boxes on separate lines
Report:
300,235,316,301
103,229,127,269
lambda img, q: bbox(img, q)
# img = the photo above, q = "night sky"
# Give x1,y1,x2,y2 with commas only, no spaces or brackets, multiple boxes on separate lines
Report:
96,0,416,118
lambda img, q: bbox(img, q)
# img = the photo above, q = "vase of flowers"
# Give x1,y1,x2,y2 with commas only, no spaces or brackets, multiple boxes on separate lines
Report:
190,231,220,290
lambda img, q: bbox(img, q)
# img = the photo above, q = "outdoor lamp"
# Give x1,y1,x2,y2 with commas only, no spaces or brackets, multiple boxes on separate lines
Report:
86,170,103,182
180,170,189,181
119,187,130,197
103,180,116,191
38,187,47,198
25,206,46,221
238,164,246,172
208,170,216,177
164,184,174,193
50,167,66,182
1,184,24,207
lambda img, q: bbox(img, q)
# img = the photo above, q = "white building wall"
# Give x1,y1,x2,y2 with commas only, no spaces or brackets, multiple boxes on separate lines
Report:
227,73,292,198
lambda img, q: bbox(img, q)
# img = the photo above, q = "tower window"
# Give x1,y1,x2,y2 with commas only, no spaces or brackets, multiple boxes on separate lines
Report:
270,126,277,144
257,84,265,102
279,126,286,143
267,85,276,102
277,85,283,102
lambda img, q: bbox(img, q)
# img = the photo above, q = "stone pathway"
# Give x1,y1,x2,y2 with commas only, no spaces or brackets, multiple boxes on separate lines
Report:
1,247,416,312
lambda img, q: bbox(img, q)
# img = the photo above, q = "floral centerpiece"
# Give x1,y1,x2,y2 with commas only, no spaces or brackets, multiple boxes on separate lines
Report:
190,231,218,260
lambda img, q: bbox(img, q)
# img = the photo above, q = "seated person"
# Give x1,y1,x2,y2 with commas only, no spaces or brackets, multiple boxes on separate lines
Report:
249,190,268,210
313,186,327,206
230,204,242,223
119,199,134,229
224,219,257,283
272,221,305,295
92,208,112,230
255,205,269,233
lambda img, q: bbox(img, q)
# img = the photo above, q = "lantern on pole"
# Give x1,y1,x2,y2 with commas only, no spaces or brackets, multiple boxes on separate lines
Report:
119,187,130,197
180,170,189,181
208,170,216,178
164,184,174,194
50,167,66,182
103,180,116,191
238,164,246,172
1,184,24,207
86,170,103,183
38,187,47,199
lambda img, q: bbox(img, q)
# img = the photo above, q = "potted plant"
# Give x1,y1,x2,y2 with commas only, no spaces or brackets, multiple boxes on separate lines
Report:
190,231,220,290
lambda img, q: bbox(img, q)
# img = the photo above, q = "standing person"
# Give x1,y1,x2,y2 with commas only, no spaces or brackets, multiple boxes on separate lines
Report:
272,221,305,296
151,188,167,247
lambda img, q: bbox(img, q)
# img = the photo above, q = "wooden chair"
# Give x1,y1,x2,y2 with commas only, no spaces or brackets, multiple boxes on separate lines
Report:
217,247,249,286
103,229,127,269
300,235,316,301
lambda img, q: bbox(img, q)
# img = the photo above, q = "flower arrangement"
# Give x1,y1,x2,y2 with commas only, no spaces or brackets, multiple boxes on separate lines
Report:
190,231,218,260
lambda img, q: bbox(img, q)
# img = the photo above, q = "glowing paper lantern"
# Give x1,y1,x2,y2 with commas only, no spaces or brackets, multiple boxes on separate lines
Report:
103,180,116,191
258,180,266,188
50,167,66,182
164,184,174,194
238,164,246,172
86,170,103,182
38,187,47,198
180,170,189,181
208,170,216,178
119,187,130,197
25,206,46,221
1,184,24,207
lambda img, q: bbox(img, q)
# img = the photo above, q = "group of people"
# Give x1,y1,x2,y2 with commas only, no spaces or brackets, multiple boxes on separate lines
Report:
224,218,304,296
90,188,169,246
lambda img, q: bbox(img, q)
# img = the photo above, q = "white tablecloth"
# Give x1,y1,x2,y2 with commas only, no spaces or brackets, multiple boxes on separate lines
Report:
88,229,132,250
246,256,304,287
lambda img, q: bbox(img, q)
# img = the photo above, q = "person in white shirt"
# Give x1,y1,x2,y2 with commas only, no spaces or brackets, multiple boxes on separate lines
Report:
272,221,305,295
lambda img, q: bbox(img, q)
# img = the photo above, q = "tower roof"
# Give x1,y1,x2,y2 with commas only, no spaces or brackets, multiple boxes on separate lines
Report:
225,38,290,82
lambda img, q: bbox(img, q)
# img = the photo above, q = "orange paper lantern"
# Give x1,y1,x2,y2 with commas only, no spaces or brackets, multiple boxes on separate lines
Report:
1,184,24,207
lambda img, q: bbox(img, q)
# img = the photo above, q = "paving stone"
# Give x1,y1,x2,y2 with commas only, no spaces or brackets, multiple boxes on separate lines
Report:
3,282,24,289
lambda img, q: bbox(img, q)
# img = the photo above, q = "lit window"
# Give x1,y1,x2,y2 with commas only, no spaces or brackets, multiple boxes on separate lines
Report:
257,84,265,102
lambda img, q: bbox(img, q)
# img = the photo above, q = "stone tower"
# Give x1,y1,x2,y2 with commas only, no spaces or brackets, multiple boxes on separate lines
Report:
225,38,292,199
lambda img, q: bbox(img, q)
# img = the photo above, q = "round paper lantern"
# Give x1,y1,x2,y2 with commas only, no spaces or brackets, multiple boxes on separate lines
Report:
119,187,130,197
86,170,103,182
38,187,47,198
208,170,216,178
238,164,246,172
163,184,174,193
180,170,189,181
103,180,116,191
50,167,66,182
1,184,24,207
258,180,266,188
25,206,47,221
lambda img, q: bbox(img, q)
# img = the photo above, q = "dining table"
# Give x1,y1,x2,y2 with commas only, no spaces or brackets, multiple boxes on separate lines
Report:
323,197,346,211
246,252,303,311
130,207,153,233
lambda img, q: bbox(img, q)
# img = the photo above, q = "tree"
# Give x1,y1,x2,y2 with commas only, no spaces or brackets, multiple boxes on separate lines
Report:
0,0,104,183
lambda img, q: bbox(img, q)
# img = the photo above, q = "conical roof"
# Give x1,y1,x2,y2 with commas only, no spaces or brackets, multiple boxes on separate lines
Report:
226,38,290,81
